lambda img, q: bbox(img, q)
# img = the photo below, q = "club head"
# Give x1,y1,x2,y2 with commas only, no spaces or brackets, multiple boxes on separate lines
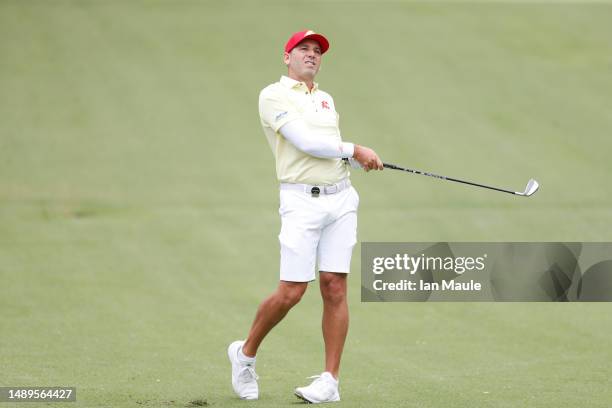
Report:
516,179,539,197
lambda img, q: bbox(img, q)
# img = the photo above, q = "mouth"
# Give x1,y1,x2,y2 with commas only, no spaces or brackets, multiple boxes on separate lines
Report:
305,60,316,67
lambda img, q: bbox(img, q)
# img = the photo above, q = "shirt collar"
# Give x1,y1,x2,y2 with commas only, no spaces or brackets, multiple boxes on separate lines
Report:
280,75,318,91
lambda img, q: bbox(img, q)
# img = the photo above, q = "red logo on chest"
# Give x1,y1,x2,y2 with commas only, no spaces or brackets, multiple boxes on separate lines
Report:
321,100,330,110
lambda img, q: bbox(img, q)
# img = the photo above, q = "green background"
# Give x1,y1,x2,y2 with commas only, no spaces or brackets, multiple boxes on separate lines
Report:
1,0,611,407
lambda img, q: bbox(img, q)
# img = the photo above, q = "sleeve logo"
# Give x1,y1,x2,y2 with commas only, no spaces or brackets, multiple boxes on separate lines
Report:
275,111,288,122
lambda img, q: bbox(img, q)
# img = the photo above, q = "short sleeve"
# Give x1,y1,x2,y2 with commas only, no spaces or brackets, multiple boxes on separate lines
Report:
259,87,300,132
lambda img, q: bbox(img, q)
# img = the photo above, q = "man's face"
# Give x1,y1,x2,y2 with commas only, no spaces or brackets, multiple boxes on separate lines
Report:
284,39,322,81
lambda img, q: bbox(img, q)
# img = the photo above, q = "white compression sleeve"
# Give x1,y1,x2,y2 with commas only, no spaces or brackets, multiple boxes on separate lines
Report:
279,119,354,159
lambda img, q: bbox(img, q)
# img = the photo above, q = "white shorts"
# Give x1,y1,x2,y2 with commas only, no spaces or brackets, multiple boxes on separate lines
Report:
278,185,359,282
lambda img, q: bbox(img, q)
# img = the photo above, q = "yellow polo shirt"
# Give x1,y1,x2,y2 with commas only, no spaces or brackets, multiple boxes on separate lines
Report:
259,76,350,185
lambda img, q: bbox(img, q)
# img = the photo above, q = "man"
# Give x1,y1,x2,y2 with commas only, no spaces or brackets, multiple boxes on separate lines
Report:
228,29,383,404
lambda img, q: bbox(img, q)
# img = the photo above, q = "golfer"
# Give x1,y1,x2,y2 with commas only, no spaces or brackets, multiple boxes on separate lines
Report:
228,29,383,403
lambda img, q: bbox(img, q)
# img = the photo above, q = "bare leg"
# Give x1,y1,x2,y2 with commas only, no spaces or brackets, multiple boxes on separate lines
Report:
319,272,348,378
242,281,308,357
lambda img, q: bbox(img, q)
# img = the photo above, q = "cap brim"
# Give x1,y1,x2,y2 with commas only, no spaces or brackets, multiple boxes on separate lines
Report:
301,33,330,54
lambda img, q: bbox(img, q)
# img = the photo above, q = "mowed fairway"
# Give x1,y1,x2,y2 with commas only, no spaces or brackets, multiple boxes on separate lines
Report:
1,1,612,407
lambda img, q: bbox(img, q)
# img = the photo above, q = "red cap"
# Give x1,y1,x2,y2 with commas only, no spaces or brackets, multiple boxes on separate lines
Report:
284,30,330,54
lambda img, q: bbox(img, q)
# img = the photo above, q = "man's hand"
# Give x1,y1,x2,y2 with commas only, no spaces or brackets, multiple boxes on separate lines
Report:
353,144,383,172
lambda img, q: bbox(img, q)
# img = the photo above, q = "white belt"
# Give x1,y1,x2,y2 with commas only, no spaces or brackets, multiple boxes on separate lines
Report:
280,178,351,196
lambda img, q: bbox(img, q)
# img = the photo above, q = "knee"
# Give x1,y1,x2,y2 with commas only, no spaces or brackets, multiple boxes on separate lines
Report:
320,275,347,305
277,283,307,308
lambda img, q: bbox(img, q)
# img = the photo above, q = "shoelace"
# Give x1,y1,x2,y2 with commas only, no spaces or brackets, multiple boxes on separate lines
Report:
306,375,329,387
239,365,259,381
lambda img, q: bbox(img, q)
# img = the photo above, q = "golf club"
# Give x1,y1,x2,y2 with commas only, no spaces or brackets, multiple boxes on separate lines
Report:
345,158,539,197
382,162,539,197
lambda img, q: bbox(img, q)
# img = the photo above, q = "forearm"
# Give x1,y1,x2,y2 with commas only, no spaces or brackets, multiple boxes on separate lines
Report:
279,120,354,159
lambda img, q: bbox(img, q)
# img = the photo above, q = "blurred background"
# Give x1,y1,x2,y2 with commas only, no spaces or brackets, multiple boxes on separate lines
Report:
1,1,611,407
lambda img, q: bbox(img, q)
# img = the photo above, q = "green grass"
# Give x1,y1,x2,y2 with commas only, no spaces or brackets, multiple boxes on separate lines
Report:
1,0,612,407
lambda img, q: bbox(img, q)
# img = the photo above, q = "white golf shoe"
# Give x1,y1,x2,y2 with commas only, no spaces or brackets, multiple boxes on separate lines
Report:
294,372,340,403
227,340,259,400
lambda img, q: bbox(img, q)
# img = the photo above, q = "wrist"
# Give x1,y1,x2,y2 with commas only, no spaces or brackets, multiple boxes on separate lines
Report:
341,142,354,158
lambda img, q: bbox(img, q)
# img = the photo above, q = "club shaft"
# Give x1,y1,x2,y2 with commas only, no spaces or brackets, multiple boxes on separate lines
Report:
383,162,517,195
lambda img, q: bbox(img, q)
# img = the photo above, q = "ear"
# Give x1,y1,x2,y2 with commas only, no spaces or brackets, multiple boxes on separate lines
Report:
283,51,290,66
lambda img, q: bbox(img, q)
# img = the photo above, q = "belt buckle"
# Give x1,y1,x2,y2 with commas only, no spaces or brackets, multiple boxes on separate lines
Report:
310,186,320,197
